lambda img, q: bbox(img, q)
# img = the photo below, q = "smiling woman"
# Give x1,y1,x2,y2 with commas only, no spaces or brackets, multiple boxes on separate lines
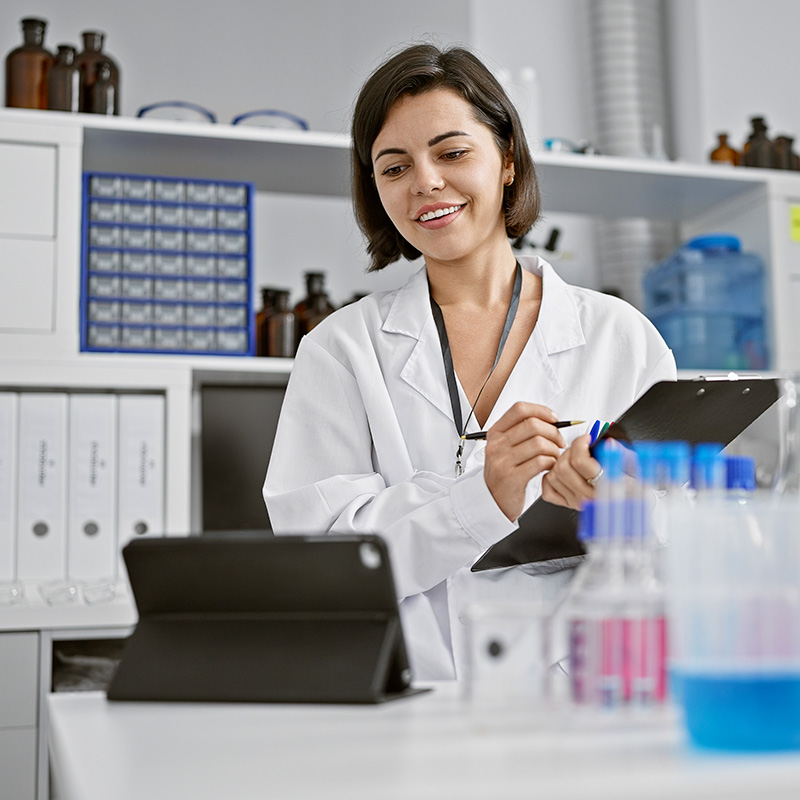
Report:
263,43,677,681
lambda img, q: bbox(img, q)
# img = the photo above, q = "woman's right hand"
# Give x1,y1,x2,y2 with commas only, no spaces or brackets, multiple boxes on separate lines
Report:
481,402,566,521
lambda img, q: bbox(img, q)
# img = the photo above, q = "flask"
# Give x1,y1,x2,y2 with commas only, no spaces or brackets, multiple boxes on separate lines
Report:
293,272,335,347
4,17,53,109
90,60,117,115
255,287,276,357
75,31,120,114
742,117,775,168
47,44,79,112
709,133,740,166
266,290,296,358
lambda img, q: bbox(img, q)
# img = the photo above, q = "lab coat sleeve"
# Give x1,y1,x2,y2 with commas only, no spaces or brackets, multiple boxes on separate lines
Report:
263,337,517,601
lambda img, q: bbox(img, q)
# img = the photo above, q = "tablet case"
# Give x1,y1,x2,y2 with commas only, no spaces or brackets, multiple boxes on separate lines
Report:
471,377,779,572
107,534,427,704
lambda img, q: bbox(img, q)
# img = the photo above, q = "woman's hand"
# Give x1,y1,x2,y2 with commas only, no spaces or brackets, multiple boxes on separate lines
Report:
482,402,566,521
541,433,602,510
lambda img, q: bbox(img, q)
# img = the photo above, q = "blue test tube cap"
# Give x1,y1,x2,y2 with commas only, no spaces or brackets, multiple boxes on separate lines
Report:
660,441,691,487
577,500,596,542
691,442,726,490
726,455,757,491
595,439,624,480
634,441,660,483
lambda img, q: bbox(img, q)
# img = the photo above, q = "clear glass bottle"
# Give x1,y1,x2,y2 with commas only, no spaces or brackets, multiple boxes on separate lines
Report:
47,44,79,112
75,31,120,114
4,17,53,109
267,290,296,358
255,287,276,357
293,272,335,347
709,133,740,166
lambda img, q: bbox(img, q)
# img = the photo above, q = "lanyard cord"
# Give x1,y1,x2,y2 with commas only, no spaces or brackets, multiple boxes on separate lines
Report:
429,261,523,476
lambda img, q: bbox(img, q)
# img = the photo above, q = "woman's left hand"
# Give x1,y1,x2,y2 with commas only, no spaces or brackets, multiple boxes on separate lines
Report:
541,433,602,510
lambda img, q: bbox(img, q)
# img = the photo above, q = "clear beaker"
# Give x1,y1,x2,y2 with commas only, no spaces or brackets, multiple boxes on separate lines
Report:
773,374,800,496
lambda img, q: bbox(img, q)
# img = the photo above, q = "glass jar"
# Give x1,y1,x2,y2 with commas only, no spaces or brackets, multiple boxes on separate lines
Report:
293,271,335,348
267,290,296,358
90,60,117,115
75,31,120,114
743,117,775,169
4,17,53,109
47,44,79,112
255,287,276,357
709,133,740,166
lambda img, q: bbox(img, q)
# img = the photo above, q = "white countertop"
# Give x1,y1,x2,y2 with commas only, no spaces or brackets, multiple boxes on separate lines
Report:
48,687,800,800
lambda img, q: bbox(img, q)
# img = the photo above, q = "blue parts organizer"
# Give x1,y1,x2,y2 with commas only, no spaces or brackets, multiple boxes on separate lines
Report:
81,172,255,356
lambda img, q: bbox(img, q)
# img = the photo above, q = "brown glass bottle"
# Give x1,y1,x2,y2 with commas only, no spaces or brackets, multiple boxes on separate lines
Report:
293,272,335,347
75,31,120,113
774,136,800,171
743,117,775,168
47,45,79,112
90,60,117,115
5,17,53,109
255,287,276,357
267,291,296,358
709,133,740,166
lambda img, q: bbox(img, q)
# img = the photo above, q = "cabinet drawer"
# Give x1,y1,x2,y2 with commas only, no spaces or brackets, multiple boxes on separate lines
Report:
0,727,37,800
0,238,56,332
0,632,39,728
0,141,56,238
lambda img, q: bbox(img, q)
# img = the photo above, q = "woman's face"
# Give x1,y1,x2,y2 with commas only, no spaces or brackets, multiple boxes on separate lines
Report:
371,88,513,268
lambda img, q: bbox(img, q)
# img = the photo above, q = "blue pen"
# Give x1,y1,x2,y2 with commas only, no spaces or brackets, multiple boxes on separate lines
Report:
589,419,601,445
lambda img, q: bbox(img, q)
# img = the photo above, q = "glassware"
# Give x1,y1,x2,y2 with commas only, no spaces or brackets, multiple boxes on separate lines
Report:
90,60,117,115
75,30,120,114
266,290,296,358
4,17,53,109
255,287,276,357
709,133,740,166
772,374,800,497
743,117,775,168
774,136,800,171
47,44,79,112
293,272,335,348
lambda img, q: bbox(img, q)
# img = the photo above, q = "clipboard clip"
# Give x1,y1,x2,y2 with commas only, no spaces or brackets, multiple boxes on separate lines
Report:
692,372,764,382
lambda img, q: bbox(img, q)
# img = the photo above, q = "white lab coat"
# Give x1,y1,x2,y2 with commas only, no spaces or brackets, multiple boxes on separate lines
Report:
263,255,677,680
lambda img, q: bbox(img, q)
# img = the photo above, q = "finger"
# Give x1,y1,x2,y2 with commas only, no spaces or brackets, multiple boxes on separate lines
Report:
487,434,562,470
569,434,602,482
492,416,566,451
543,469,585,509
491,401,558,433
541,473,573,509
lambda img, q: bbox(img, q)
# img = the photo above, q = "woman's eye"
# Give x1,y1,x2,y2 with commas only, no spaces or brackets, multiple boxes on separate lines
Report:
442,149,467,161
381,164,407,177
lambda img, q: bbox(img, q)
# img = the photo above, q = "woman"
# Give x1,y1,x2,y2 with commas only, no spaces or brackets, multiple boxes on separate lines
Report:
263,43,676,680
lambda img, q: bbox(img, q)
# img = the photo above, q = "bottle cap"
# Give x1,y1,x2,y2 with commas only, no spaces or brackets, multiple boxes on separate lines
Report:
595,440,624,480
686,234,741,252
691,442,726,490
726,455,756,491
577,500,595,542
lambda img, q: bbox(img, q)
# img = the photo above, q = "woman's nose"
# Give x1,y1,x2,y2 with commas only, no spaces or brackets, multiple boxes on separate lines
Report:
411,160,445,195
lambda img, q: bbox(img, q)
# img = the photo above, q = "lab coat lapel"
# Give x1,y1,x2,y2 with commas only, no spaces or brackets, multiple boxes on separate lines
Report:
383,267,455,424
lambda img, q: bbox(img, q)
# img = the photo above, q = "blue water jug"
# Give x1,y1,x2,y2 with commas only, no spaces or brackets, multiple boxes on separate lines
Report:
643,234,769,370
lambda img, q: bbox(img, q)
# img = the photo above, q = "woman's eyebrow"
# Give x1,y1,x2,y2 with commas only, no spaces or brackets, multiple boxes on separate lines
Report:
374,130,471,162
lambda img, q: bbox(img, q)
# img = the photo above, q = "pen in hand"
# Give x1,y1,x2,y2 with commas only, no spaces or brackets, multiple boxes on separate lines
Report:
461,420,585,441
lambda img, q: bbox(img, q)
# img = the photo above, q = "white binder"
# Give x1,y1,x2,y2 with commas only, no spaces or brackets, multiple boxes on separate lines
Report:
0,393,19,583
117,394,165,570
16,393,69,581
67,394,118,581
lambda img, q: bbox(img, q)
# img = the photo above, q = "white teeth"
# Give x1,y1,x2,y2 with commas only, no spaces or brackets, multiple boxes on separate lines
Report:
419,205,461,222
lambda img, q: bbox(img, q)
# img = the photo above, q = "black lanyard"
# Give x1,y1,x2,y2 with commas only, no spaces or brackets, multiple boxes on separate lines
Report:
429,261,523,476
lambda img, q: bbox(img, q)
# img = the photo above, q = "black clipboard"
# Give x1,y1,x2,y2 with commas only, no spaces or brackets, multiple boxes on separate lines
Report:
108,534,427,704
471,377,779,572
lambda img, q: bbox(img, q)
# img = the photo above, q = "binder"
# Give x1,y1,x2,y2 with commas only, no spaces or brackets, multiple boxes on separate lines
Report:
117,394,165,570
0,393,18,583
471,377,780,572
67,394,118,581
108,535,427,704
16,393,69,581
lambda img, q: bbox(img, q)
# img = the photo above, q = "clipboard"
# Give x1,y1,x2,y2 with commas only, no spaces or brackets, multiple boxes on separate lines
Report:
471,377,779,572
108,534,427,704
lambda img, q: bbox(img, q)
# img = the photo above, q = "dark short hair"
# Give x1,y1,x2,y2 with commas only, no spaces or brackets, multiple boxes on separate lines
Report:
351,43,541,272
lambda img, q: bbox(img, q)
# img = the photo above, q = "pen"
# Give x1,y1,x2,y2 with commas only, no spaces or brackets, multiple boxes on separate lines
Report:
461,420,585,440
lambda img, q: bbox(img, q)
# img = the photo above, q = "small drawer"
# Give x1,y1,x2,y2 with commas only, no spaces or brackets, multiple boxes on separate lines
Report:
87,300,120,323
88,275,121,297
153,303,185,325
217,256,247,279
153,327,185,350
89,200,122,223
185,206,215,228
121,301,153,324
121,325,154,349
217,281,248,304
185,280,216,302
122,251,154,273
88,250,121,272
217,184,248,206
154,204,185,227
185,304,216,326
186,230,217,252
154,228,185,251
217,305,248,327
89,225,122,248
186,182,217,204
122,227,153,250
154,253,185,275
153,278,185,301
123,177,154,200
185,327,216,350
122,203,154,225
217,232,247,254
87,324,120,348
90,175,123,198
121,276,153,299
154,179,185,203
186,255,216,276
216,208,248,230
216,328,248,352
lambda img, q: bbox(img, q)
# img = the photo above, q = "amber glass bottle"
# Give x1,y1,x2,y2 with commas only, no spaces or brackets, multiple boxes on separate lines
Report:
743,117,775,168
90,60,117,115
267,291,296,358
255,287,276,357
709,133,740,166
774,136,800,171
75,31,120,113
5,17,53,109
47,45,79,112
293,272,335,348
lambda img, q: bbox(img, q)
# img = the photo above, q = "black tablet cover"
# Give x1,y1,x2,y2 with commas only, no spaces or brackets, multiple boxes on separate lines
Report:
108,534,426,704
471,377,779,572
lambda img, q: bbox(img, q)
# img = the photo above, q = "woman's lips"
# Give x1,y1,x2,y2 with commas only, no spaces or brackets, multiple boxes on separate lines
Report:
415,204,464,229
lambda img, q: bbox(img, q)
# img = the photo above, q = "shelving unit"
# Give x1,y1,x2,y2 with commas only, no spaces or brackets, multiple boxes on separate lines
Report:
1,105,800,799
